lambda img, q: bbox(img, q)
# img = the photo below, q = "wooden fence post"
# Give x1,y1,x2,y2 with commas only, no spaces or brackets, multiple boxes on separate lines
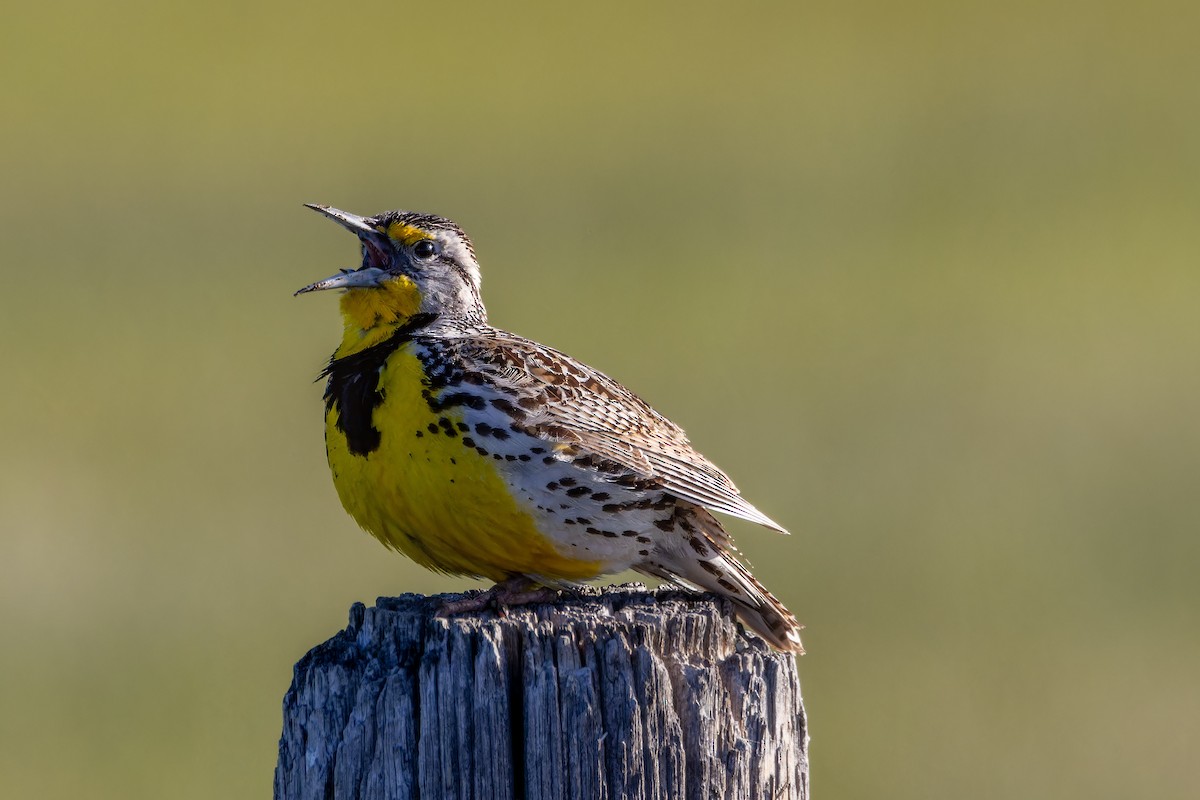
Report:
274,585,808,800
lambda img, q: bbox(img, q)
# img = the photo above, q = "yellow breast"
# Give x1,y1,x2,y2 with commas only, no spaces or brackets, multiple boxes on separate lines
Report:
324,345,603,582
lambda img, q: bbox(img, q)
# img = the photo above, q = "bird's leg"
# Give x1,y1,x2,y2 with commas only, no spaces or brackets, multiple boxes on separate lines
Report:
438,575,560,617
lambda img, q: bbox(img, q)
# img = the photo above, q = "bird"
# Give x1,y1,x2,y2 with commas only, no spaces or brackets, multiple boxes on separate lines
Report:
295,204,804,652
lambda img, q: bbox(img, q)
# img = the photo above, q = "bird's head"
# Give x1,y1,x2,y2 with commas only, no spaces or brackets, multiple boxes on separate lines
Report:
296,205,485,344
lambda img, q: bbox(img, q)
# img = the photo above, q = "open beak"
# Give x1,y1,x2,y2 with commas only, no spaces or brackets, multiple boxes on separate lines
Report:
295,204,392,296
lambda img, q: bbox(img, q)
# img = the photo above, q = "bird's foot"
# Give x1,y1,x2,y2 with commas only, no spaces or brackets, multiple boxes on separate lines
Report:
438,576,560,617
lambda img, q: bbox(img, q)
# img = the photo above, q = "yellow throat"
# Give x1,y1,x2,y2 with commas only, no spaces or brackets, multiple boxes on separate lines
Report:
333,275,423,358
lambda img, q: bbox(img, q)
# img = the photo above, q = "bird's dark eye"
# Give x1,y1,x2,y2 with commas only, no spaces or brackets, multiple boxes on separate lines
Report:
413,239,438,259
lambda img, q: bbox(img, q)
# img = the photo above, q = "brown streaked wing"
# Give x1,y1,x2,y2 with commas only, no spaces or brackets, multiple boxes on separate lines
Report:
451,330,789,534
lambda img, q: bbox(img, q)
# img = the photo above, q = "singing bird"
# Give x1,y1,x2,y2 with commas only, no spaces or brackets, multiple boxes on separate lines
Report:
296,204,803,652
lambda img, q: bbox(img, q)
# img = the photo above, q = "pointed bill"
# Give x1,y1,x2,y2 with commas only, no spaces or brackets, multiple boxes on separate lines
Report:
297,203,395,295
303,203,378,235
294,266,388,296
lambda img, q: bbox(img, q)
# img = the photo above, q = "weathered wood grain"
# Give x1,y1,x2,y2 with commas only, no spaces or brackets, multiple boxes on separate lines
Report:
275,585,808,800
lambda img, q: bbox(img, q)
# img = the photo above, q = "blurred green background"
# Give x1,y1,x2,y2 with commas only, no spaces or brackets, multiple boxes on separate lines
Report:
3,1,1198,797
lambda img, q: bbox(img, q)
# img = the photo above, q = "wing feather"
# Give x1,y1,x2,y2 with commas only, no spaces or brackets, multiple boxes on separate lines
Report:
434,329,788,533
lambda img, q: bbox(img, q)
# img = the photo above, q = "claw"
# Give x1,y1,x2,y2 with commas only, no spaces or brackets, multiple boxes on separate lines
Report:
438,576,562,616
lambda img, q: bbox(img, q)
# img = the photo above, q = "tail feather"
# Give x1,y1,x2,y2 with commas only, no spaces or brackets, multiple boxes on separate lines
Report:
635,510,804,653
